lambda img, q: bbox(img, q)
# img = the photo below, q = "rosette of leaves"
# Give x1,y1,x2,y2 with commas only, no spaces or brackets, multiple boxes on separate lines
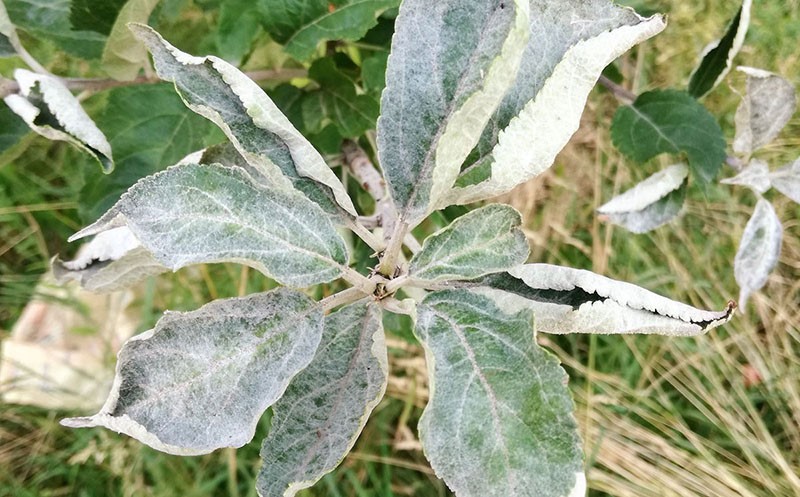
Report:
56,2,736,496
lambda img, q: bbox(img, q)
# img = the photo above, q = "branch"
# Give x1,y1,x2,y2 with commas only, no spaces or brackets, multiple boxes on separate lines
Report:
0,68,308,98
341,139,398,241
597,75,637,104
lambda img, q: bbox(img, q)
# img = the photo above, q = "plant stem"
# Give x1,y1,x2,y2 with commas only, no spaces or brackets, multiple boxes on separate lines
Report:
0,68,307,98
597,75,636,104
341,266,377,295
320,286,369,311
378,220,408,277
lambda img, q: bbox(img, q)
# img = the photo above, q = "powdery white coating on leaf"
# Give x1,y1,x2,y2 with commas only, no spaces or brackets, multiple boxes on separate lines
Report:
52,226,167,293
61,289,324,455
687,0,751,98
720,159,771,194
5,69,113,171
415,289,584,497
257,301,388,497
734,198,782,307
130,24,355,217
597,164,687,233
427,0,530,217
70,163,349,288
409,204,530,282
769,158,800,204
446,15,666,206
598,164,688,214
733,66,797,155
212,57,357,216
377,0,526,226
475,264,734,336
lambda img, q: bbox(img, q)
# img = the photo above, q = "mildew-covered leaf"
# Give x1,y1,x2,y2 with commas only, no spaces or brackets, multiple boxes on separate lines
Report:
732,67,797,155
446,3,664,207
256,0,398,61
257,301,388,497
469,264,735,336
3,69,114,172
720,159,770,194
62,289,324,455
769,158,800,204
71,163,349,288
52,226,167,293
409,204,529,283
101,0,160,80
598,163,688,233
687,0,752,98
377,0,531,225
734,198,782,307
610,90,726,185
131,24,356,218
415,289,584,497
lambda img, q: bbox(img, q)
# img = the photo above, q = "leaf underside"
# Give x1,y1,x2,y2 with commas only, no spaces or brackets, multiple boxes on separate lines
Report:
132,24,356,219
734,198,782,307
469,264,735,336
598,163,689,233
732,66,797,155
687,0,751,98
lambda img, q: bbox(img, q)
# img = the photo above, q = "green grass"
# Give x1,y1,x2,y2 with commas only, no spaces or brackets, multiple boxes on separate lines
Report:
2,1,799,496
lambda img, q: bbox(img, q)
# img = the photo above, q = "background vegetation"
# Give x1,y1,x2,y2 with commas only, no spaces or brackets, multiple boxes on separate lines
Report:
1,0,798,496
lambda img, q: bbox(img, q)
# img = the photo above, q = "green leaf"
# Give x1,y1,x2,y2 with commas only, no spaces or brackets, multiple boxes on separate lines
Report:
216,0,260,64
72,163,350,288
79,83,215,222
447,3,665,206
415,289,584,497
610,90,726,185
70,0,127,35
0,101,30,156
734,198,782,307
53,226,168,292
256,0,399,61
101,0,160,80
4,69,113,172
470,264,735,336
597,163,688,234
306,57,379,138
732,66,797,155
409,204,529,283
361,51,388,97
4,0,106,59
132,24,358,219
62,289,324,455
687,0,751,98
258,301,388,497
377,0,530,226
0,0,22,57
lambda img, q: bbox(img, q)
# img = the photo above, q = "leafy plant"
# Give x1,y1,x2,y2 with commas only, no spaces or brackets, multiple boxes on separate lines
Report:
0,0,740,496
604,0,798,307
